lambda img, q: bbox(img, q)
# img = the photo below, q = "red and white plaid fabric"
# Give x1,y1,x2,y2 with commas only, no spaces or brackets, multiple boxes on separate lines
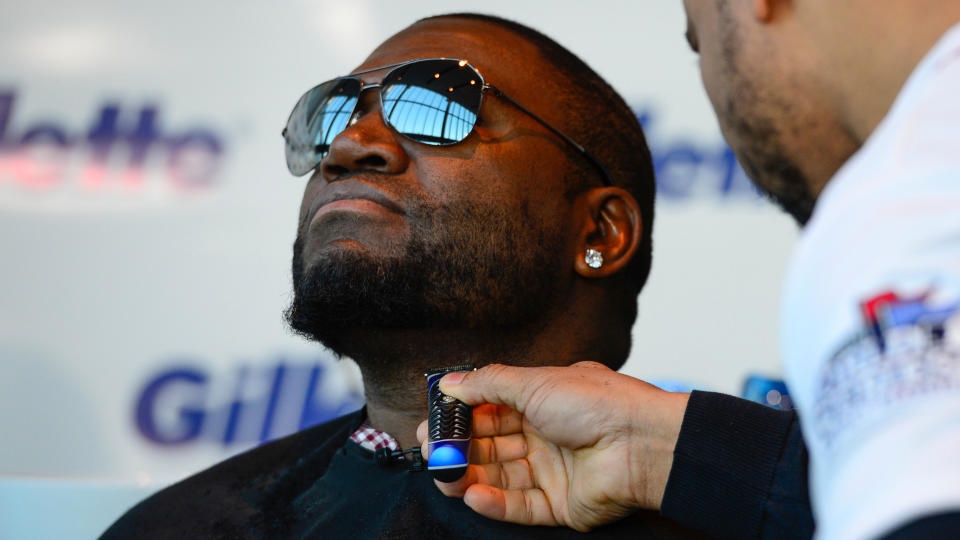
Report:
349,421,401,454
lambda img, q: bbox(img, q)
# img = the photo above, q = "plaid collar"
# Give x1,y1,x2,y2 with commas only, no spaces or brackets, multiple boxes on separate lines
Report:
349,421,401,454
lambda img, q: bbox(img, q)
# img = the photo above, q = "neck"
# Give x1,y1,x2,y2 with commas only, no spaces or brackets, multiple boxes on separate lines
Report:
340,286,628,448
348,328,539,449
827,5,960,143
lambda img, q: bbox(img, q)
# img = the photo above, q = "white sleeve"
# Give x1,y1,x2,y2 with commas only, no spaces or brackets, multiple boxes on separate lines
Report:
781,174,960,540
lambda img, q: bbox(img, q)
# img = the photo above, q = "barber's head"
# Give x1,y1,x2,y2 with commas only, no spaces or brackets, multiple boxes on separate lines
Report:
285,14,654,370
681,0,860,225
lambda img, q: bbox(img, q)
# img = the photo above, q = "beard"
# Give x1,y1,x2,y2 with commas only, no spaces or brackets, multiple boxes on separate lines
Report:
285,200,567,359
723,101,817,225
715,4,818,226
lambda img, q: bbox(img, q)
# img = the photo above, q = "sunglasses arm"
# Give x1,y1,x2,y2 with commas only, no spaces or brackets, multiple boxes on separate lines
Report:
483,85,613,187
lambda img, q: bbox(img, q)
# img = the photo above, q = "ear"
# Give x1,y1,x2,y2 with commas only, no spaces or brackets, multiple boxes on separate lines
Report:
754,0,782,22
573,187,643,278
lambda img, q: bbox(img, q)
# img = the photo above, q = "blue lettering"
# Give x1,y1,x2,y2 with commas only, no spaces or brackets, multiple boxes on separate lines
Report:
167,130,224,188
655,143,704,198
222,366,248,445
129,106,162,170
0,90,226,191
86,103,122,165
298,364,326,430
134,359,366,448
260,363,286,444
21,125,70,146
634,107,759,201
15,124,71,188
135,368,208,445
718,147,740,195
0,92,13,146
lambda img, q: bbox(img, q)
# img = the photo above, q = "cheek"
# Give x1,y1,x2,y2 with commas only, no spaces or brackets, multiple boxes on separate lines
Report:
416,149,521,206
699,48,733,120
295,179,324,233
700,49,761,160
414,128,572,225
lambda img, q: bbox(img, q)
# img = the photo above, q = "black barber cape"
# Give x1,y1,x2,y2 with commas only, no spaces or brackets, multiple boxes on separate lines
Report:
102,409,706,539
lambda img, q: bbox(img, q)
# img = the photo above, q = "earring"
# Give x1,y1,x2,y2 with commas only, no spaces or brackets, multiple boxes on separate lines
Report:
585,248,603,269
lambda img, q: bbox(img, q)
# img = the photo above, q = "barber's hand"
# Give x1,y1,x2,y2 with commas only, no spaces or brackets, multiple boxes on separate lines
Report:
415,361,690,532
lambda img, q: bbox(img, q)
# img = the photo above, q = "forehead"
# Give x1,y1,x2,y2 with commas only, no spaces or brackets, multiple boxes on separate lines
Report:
354,18,552,97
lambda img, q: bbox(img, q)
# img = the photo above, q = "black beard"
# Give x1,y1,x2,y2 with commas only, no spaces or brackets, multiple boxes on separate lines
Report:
716,3,817,226
285,202,566,362
727,107,817,225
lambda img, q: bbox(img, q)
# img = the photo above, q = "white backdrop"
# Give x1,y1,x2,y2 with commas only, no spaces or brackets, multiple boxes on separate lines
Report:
0,1,798,531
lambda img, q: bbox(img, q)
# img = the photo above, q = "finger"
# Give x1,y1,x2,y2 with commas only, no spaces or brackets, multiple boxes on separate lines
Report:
417,421,430,461
462,485,561,528
434,460,535,497
433,463,479,497
569,360,612,371
416,420,427,444
469,433,529,465
421,405,524,462
440,364,540,411
472,404,524,437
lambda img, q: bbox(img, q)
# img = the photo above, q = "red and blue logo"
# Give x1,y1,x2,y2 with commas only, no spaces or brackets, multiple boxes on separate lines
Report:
860,290,960,351
813,288,960,448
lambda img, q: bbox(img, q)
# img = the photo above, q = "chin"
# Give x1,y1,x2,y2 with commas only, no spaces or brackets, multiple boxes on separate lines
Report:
301,234,405,273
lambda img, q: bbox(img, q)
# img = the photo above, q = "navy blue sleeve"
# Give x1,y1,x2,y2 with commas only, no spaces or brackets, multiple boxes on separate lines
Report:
879,512,960,539
660,391,813,539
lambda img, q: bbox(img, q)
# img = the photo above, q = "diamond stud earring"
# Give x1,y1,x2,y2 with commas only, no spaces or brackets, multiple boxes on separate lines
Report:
585,248,603,269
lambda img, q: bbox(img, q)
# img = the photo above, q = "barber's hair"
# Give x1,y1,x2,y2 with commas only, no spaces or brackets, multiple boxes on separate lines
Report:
420,13,656,369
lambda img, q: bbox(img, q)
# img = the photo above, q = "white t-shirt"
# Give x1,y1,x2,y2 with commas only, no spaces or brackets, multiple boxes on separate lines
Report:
781,22,960,540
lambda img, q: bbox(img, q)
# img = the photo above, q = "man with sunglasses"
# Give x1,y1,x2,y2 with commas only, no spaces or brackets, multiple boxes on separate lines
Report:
102,13,709,538
428,1,960,539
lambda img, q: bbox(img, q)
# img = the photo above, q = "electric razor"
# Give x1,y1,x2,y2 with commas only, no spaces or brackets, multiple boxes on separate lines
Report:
425,365,474,482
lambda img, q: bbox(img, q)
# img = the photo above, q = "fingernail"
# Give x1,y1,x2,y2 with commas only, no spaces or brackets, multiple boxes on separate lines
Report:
443,372,466,386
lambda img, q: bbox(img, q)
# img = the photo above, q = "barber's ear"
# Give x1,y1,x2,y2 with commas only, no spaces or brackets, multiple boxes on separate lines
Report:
754,0,785,22
573,187,642,278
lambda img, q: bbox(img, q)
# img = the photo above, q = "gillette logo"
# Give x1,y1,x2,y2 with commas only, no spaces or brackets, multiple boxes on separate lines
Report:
135,359,364,447
635,108,760,200
0,91,226,207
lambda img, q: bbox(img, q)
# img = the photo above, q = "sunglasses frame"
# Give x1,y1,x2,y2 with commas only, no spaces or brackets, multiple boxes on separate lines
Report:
284,58,612,186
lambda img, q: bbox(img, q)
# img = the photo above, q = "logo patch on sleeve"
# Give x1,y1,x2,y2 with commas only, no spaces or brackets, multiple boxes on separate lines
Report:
813,290,960,448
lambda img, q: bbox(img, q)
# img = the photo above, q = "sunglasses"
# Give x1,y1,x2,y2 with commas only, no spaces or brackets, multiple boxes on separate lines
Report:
282,57,611,185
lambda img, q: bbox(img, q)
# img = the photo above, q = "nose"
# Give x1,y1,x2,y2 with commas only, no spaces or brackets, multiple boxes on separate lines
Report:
321,88,410,181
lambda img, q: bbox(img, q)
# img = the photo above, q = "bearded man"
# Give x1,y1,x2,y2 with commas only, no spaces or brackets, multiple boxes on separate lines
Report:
101,13,708,539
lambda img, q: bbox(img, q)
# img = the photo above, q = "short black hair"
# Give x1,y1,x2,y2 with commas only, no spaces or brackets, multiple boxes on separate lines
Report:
419,13,656,368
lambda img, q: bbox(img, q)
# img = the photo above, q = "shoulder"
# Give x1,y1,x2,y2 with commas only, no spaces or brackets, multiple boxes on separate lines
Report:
100,410,365,538
783,81,960,391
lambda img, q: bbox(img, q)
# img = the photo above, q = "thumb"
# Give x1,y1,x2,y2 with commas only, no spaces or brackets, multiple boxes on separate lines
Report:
439,364,534,413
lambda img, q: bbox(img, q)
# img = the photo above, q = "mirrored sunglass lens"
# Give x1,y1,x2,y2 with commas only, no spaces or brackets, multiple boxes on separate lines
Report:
284,78,361,175
381,60,482,146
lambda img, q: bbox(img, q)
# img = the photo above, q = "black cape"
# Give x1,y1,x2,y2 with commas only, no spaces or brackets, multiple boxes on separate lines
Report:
102,409,707,539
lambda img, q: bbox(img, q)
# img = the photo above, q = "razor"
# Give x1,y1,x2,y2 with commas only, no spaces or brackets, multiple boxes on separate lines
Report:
424,365,474,482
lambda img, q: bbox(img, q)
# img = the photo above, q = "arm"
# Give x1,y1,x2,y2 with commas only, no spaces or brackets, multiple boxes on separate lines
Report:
880,512,960,539
662,391,812,539
419,363,814,537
